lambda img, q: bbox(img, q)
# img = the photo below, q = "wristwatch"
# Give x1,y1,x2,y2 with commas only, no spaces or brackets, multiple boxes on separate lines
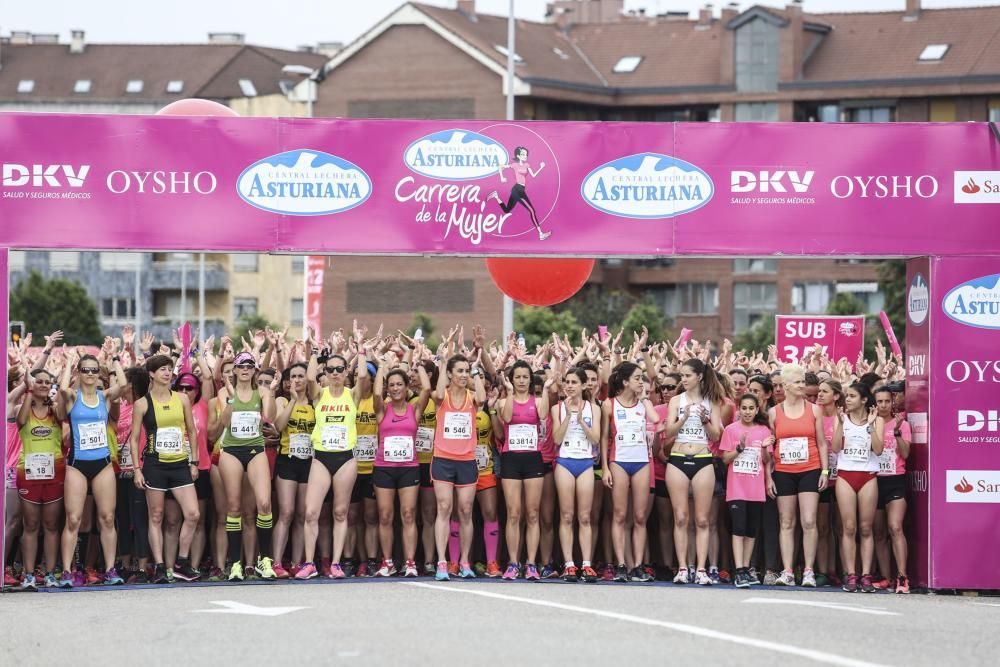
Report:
894,430,902,437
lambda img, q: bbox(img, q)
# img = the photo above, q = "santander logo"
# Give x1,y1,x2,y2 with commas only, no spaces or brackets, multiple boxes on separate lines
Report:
954,477,974,493
947,470,1000,503
961,178,980,194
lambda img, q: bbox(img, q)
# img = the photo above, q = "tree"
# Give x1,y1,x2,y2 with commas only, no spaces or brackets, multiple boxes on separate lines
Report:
554,286,633,335
230,313,281,351
877,259,906,348
732,317,775,356
513,307,580,349
404,312,438,349
9,271,101,345
620,298,670,343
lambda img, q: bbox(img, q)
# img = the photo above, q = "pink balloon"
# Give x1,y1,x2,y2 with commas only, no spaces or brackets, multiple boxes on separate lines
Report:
156,98,240,117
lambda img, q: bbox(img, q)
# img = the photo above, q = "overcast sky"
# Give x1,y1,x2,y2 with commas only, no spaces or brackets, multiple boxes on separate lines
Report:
2,0,997,50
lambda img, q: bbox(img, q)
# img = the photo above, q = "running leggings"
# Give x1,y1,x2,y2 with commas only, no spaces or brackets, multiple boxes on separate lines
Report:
499,184,541,231
115,475,150,560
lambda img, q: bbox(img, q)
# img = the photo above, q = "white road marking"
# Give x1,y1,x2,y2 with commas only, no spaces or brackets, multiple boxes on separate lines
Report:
742,597,901,616
971,602,1000,608
337,650,361,658
403,582,892,667
192,600,307,616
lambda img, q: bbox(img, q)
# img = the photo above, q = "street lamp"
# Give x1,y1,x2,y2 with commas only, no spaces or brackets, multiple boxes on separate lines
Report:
282,64,317,118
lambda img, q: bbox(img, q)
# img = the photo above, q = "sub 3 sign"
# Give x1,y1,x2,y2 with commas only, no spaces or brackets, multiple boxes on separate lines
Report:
775,315,866,365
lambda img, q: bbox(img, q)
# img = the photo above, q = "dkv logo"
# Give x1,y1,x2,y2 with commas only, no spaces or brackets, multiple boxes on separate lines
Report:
947,470,1000,503
3,163,90,188
403,130,508,181
941,273,1000,329
237,149,371,216
580,153,713,219
908,273,929,326
730,170,813,193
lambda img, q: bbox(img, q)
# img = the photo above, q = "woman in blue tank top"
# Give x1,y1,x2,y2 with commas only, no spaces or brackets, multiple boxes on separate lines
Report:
56,349,127,587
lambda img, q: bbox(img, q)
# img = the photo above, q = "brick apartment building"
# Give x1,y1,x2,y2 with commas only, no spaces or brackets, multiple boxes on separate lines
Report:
307,0,1000,341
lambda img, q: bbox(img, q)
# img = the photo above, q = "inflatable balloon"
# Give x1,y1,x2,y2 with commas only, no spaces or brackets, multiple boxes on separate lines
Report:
486,258,595,307
156,98,239,117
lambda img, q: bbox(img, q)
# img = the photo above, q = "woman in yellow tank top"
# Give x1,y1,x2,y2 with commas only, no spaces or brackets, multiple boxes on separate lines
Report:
296,348,370,580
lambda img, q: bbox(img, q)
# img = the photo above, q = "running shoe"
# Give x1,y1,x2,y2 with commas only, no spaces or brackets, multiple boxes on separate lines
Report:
129,569,151,584
342,559,357,578
459,562,476,579
257,556,277,580
227,561,244,582
895,575,910,594
718,569,732,584
630,567,652,583
273,561,290,579
525,564,541,581
801,568,817,588
4,566,19,588
708,567,721,585
485,560,502,578
775,570,796,587
288,562,301,578
763,570,779,586
375,560,398,577
58,570,75,588
735,570,752,589
295,562,318,580
424,562,436,576
747,567,760,585
562,565,579,582
153,564,170,584
320,557,332,577
435,562,450,581
104,568,125,586
20,573,38,591
540,563,559,580
872,576,891,591
815,573,830,588
582,565,599,583
673,568,690,584
829,573,843,588
365,558,379,578
502,563,520,580
85,567,102,586
72,570,86,587
447,561,459,577
842,574,859,593
601,563,615,581
43,572,59,588
205,567,224,583
613,564,629,583
860,574,876,593
643,564,656,581
329,563,346,579
695,569,712,586
173,562,201,582
166,568,176,583
474,562,486,577
403,560,419,578
354,560,369,578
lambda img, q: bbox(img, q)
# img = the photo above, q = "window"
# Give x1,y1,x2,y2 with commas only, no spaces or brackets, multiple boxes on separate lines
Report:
733,282,777,331
17,80,34,94
733,258,777,274
552,47,570,60
493,45,524,63
99,252,141,271
792,283,834,313
233,297,258,320
846,107,894,123
232,254,258,272
48,251,80,271
291,298,304,326
166,80,184,94
818,104,840,122
734,102,779,122
238,79,257,97
990,107,1000,123
649,283,719,317
612,56,643,73
73,79,91,94
836,282,884,315
735,18,779,92
291,256,305,274
918,44,949,61
9,251,26,272
631,258,675,269
102,298,136,320
125,80,143,93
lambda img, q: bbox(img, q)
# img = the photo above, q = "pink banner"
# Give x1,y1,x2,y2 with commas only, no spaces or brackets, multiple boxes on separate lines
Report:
879,310,902,359
1,248,6,567
774,315,865,365
929,256,1000,589
1,115,999,256
305,256,325,337
904,258,931,587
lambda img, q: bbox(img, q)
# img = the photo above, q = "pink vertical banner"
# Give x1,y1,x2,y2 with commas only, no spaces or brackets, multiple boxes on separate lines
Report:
1,247,7,576
774,315,865,365
904,258,931,588
305,256,325,337
929,256,1000,589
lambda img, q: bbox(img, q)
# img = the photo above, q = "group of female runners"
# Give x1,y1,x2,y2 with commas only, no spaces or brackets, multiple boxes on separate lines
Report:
4,324,912,594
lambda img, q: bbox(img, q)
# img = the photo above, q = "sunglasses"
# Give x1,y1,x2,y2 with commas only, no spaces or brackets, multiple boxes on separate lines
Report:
235,363,256,370
177,385,197,392
660,384,677,391
326,366,346,374
79,368,101,375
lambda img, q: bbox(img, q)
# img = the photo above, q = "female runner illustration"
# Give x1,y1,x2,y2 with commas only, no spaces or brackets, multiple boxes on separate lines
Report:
488,146,550,241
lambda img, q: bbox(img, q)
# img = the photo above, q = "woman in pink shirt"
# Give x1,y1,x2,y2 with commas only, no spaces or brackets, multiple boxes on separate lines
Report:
872,385,912,594
487,146,550,241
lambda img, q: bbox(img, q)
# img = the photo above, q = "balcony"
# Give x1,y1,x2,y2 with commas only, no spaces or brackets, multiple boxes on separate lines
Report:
149,260,227,291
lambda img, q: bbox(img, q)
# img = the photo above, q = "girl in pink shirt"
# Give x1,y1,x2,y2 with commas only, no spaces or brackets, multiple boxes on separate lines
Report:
487,146,551,241
719,394,774,588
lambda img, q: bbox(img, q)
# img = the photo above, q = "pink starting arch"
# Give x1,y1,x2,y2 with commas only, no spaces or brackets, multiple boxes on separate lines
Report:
2,113,999,589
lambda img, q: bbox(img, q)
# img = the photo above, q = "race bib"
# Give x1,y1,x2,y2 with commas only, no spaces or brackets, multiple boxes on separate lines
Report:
321,424,349,451
415,427,434,453
155,427,183,455
443,412,472,440
25,453,55,481
778,437,808,464
878,448,897,475
119,442,135,471
615,422,645,448
843,432,871,463
733,447,761,476
289,433,313,459
475,444,490,470
828,454,839,480
507,423,538,452
79,421,108,451
230,411,261,440
384,436,415,463
355,435,377,462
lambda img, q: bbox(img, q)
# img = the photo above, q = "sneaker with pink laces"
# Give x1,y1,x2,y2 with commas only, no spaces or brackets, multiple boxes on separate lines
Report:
295,562,318,580
273,561,290,579
403,560,419,578
329,563,346,579
375,560,397,577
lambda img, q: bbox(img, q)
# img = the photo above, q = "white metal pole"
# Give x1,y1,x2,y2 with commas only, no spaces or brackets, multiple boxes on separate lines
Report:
179,254,187,325
134,260,142,346
502,0,516,338
199,253,205,337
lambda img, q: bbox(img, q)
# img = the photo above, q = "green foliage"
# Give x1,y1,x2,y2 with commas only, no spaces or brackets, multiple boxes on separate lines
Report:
877,259,906,348
9,271,101,345
620,298,669,343
513,307,580,349
404,312,439,349
555,286,670,341
230,313,281,351
732,317,775,356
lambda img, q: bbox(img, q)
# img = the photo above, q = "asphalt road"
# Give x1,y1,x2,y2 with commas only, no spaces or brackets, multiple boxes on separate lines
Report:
2,577,998,667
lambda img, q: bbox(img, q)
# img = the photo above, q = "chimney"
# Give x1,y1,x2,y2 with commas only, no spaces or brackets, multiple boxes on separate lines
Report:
779,0,805,82
457,0,476,18
208,32,245,45
33,33,59,44
11,31,32,45
316,41,343,58
697,4,713,29
904,0,921,21
721,1,739,22
69,29,85,53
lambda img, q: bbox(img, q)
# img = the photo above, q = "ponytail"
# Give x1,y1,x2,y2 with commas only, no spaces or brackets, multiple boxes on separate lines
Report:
682,359,725,405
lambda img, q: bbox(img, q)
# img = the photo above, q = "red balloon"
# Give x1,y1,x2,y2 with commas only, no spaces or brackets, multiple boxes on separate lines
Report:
156,98,240,117
486,257,595,307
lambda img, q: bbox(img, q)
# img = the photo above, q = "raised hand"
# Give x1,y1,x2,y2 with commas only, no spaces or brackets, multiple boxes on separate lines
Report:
45,330,64,352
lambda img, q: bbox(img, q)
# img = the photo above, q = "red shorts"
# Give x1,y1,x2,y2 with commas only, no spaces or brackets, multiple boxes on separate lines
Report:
476,472,497,492
837,470,877,494
265,447,278,479
18,477,65,505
